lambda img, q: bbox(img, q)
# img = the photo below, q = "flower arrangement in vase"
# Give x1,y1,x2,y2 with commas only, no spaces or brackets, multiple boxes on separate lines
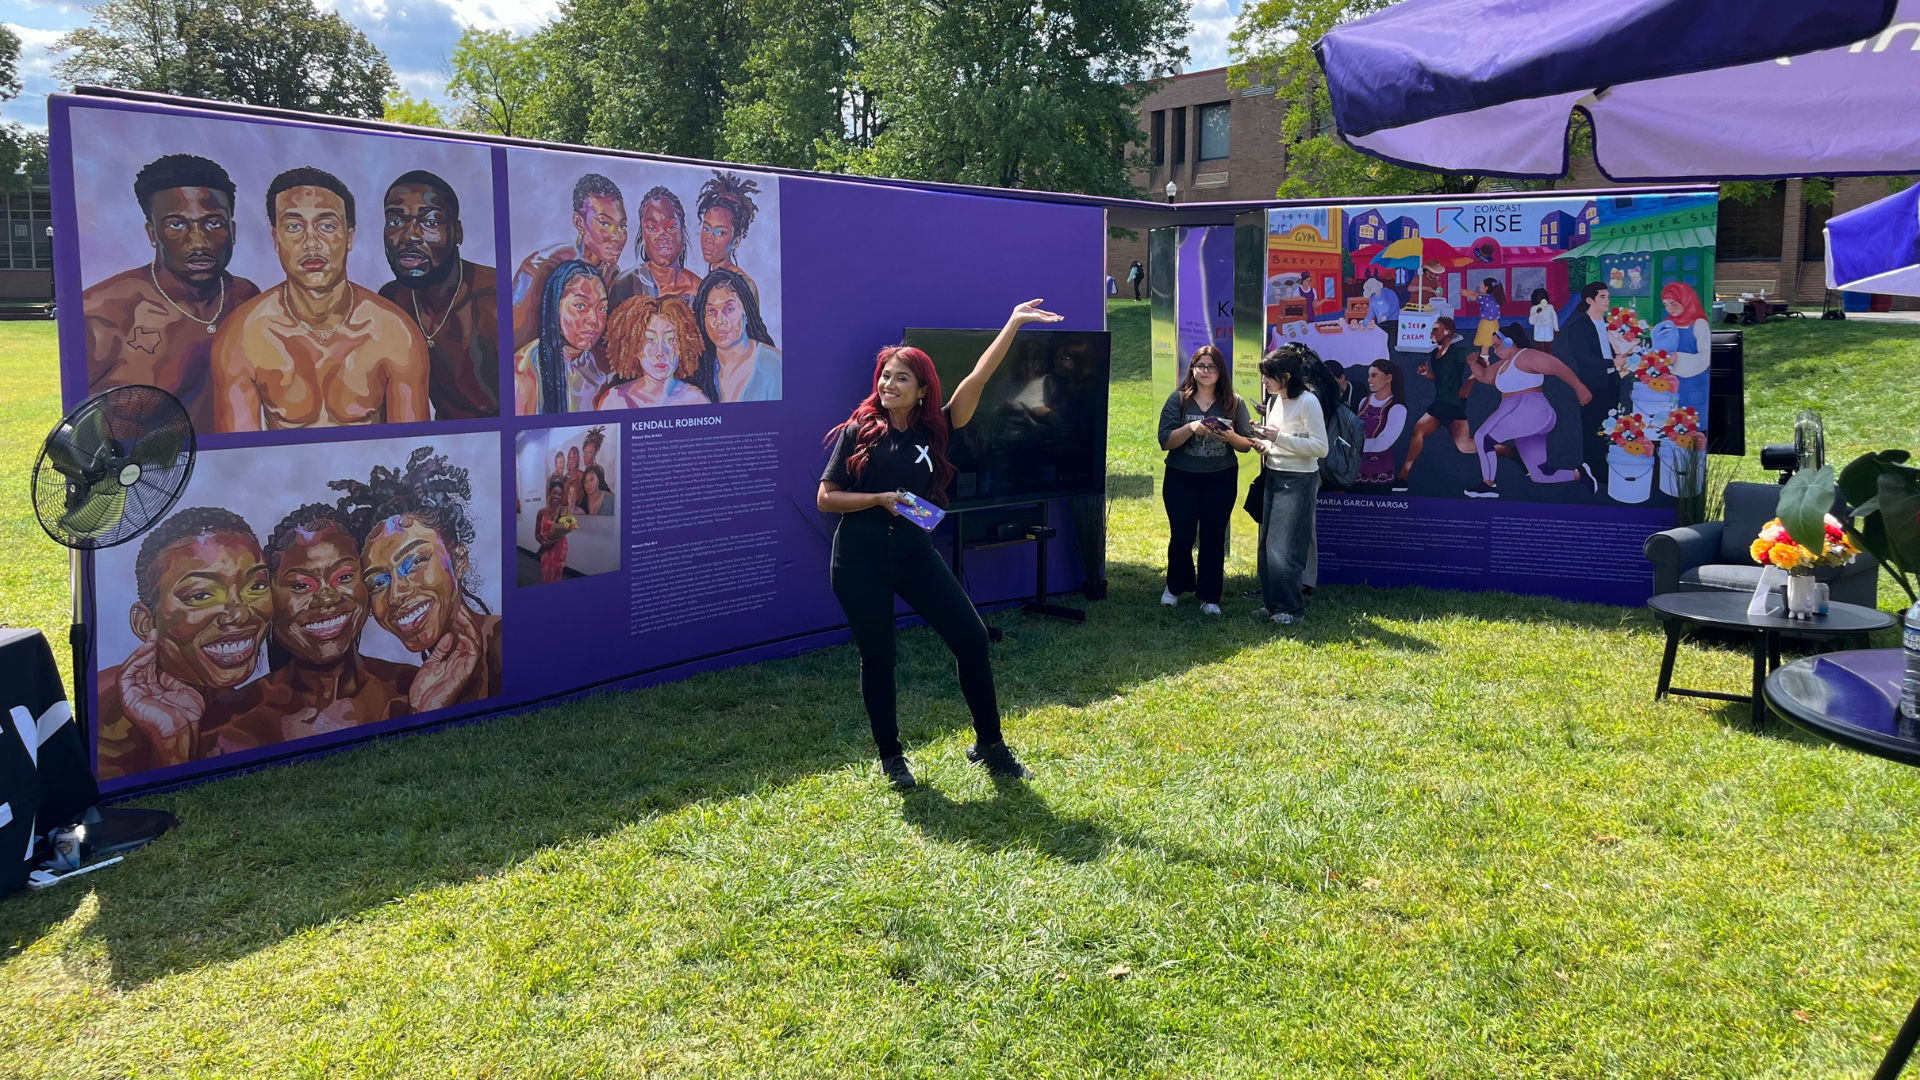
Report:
1752,512,1859,617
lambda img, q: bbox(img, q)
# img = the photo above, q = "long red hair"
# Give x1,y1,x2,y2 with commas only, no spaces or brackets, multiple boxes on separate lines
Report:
826,345,956,504
1661,281,1708,327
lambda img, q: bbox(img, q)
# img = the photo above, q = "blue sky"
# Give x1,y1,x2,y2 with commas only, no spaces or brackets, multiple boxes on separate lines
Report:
0,0,1241,133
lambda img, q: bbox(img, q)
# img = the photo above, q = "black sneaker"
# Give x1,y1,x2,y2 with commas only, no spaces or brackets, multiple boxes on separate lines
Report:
1464,482,1500,498
1578,462,1598,494
881,754,916,790
1391,481,1409,492
966,742,1031,780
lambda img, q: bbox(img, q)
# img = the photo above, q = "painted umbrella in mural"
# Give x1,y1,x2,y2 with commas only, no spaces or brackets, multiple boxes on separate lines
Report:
1826,184,1920,296
1314,0,1914,181
1371,237,1473,308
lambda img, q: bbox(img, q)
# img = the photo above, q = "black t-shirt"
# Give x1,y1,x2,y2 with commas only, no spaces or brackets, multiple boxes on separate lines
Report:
821,407,950,524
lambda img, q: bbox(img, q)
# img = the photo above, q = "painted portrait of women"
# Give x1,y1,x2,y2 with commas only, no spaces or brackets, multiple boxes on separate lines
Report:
696,171,759,299
334,446,503,709
694,267,781,403
513,259,608,415
599,295,713,408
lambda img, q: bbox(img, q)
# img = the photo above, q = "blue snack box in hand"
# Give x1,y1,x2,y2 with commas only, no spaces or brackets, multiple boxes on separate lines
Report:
896,491,945,532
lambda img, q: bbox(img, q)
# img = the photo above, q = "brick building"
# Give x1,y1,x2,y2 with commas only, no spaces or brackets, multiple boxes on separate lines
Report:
1107,66,1288,291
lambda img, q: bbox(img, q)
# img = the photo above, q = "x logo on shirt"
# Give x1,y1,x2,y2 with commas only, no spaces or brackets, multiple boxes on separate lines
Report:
914,444,932,471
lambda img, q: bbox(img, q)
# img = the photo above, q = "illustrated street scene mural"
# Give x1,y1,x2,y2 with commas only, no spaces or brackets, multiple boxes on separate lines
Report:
1269,193,1717,508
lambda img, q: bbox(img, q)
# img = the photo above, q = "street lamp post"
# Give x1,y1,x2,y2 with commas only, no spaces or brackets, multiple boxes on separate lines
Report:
1165,180,1179,204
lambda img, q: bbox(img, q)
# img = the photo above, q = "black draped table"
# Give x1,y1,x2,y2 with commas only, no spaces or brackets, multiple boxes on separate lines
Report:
0,628,98,893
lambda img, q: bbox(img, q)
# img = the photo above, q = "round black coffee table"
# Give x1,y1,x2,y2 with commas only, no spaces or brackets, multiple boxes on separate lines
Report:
1764,649,1918,1079
1647,590,1894,726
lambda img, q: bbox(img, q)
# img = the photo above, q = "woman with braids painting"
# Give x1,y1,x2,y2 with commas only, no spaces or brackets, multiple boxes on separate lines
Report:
335,446,503,711
512,259,608,414
634,186,702,299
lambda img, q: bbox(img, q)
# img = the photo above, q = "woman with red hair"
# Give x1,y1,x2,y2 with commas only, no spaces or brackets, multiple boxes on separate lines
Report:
817,299,1061,789
1651,281,1713,413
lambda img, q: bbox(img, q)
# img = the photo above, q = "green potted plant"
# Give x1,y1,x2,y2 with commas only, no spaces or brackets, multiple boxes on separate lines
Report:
1780,450,1920,604
1839,450,1920,603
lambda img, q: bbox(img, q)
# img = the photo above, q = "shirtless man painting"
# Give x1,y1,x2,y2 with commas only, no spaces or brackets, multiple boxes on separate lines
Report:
378,170,499,420
511,172,632,352
211,167,430,431
82,154,262,434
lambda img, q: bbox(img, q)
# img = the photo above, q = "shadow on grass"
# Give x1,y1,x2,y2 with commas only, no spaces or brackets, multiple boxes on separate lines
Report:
0,551,1829,989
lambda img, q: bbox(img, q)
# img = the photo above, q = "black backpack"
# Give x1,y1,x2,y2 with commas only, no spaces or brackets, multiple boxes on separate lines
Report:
1321,397,1363,490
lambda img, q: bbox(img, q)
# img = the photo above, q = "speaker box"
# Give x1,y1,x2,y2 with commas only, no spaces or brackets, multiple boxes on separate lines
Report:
1709,330,1745,457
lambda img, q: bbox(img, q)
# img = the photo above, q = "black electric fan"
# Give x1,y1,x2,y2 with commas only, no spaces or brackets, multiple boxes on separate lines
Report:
27,385,194,868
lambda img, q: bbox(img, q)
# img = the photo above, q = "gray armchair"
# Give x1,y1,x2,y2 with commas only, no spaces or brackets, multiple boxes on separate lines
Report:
1644,481,1880,607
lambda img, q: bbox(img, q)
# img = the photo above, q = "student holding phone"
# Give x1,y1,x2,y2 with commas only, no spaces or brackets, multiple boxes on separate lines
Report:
1250,344,1327,625
817,300,1061,790
1158,345,1256,615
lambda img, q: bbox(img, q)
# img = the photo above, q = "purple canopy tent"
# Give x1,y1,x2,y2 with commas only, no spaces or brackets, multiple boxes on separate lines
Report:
1827,184,1920,295
1315,0,1917,180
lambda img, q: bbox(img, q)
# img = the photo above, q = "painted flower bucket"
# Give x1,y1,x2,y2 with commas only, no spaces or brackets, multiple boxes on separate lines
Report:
1631,383,1678,428
1658,438,1705,498
1607,443,1655,504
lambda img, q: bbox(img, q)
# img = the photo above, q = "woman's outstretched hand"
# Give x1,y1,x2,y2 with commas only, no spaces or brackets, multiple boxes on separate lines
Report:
1009,299,1063,327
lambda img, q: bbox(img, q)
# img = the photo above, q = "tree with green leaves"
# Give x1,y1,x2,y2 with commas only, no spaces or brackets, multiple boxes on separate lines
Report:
832,0,1189,194
533,0,748,161
1229,0,1495,198
445,28,546,138
383,90,446,129
0,24,42,189
55,0,395,118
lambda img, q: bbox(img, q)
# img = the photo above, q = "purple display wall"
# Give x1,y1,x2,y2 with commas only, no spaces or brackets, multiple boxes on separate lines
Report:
50,94,1105,794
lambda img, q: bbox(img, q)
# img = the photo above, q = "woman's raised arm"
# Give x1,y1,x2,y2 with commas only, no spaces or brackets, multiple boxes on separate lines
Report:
947,299,1062,428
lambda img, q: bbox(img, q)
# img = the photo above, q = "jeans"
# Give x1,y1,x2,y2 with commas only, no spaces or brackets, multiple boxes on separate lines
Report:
1163,466,1238,604
831,519,1002,758
1257,468,1319,617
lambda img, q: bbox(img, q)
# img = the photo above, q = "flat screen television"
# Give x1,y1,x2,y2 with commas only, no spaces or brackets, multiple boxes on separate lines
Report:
901,328,1110,511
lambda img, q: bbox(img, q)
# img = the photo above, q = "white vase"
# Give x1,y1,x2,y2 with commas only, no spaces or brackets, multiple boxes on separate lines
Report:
1786,571,1819,619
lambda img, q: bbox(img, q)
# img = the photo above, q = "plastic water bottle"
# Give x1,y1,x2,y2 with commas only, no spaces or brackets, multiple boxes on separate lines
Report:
1904,601,1920,721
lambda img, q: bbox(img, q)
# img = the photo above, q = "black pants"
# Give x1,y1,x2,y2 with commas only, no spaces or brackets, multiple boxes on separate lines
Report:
1579,380,1617,482
1163,466,1237,604
831,519,1002,758
1132,280,1142,300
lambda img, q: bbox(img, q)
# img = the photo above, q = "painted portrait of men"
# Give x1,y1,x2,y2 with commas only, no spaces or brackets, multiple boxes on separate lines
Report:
81,154,263,434
634,185,702,300
511,172,633,353
377,170,499,420
95,507,273,780
211,166,430,430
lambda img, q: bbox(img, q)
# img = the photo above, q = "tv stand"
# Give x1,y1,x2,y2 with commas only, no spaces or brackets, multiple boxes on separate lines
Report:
951,503,1086,636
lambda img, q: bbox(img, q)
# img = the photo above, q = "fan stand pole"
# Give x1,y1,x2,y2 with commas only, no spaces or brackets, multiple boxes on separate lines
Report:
69,547,86,738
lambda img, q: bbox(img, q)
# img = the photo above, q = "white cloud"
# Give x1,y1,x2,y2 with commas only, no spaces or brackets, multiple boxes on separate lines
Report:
1184,0,1242,73
5,22,67,132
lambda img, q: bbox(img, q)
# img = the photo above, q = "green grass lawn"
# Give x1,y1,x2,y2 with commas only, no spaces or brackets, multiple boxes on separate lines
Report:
3,311,1920,1077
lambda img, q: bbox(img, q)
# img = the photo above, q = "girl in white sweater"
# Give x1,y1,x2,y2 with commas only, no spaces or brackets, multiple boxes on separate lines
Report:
1250,345,1328,624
